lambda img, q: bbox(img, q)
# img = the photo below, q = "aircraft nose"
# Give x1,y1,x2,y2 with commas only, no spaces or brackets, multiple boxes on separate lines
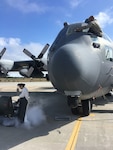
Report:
49,44,100,92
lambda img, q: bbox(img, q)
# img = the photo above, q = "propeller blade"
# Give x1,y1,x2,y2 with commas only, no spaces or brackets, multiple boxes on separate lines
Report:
1,66,8,74
26,66,34,77
0,47,6,59
23,49,36,60
37,43,49,59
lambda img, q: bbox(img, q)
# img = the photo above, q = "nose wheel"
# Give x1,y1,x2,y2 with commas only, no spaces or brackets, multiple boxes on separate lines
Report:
71,106,83,115
81,99,92,116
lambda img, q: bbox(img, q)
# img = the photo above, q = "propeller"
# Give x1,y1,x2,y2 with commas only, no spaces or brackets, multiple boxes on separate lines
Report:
23,43,49,77
0,47,8,75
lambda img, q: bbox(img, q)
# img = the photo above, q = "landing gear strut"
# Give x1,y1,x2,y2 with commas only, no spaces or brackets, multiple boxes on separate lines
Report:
67,96,78,108
67,96,80,115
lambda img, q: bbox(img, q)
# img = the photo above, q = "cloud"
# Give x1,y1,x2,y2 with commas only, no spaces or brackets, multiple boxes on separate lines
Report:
69,0,82,8
95,9,113,28
0,37,45,61
6,0,49,13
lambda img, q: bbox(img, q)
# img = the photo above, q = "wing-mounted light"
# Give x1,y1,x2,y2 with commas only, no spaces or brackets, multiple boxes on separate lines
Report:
23,43,49,77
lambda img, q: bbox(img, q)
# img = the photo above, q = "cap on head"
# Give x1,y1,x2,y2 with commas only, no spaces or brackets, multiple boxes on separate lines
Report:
64,22,68,27
17,83,25,87
89,16,94,21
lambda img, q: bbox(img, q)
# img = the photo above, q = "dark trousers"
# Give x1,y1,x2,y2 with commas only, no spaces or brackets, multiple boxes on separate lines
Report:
18,98,28,123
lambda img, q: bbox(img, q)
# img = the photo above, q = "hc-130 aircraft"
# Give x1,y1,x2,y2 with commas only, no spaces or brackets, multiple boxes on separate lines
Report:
0,20,113,116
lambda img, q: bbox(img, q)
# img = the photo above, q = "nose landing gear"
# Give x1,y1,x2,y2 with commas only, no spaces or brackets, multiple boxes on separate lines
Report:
67,96,92,116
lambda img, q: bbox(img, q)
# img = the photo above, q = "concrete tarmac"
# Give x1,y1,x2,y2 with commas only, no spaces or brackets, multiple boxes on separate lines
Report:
0,82,77,150
0,82,113,150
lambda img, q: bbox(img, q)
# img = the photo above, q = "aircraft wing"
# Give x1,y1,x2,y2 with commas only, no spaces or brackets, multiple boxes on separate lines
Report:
10,58,47,78
12,60,47,71
0,44,49,78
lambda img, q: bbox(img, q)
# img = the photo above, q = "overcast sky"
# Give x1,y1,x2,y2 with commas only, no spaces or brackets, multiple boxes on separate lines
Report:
0,0,113,61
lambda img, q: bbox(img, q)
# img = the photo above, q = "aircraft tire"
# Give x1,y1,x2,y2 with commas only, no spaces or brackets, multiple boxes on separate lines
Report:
71,106,83,115
90,99,93,110
82,99,91,116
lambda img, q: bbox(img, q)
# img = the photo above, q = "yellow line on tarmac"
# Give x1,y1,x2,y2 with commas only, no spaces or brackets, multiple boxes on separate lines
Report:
65,118,82,150
89,113,95,117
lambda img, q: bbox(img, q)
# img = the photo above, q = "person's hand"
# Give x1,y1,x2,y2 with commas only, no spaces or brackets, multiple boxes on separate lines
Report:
17,88,19,92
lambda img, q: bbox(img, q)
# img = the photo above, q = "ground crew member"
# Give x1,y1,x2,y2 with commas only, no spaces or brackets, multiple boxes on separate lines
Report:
17,83,29,123
85,16,103,37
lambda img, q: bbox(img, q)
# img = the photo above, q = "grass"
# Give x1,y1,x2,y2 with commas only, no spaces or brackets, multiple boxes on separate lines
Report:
0,77,47,82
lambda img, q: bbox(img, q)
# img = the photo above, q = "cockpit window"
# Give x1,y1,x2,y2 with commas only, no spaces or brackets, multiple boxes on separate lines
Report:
105,46,113,61
66,23,89,35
